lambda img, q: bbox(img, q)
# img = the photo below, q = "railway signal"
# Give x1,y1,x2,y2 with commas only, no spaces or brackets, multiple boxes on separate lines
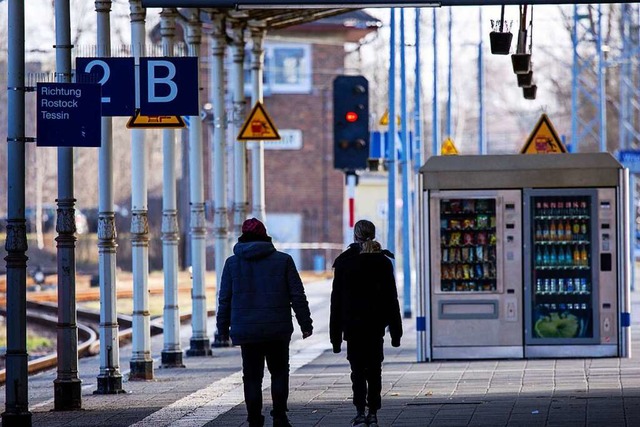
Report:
333,75,369,171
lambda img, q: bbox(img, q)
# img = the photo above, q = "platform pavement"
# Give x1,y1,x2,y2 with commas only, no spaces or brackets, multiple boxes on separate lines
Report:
2,279,640,427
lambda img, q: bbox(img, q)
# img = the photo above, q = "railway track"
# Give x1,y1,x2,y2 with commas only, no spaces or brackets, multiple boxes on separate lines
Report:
0,299,194,385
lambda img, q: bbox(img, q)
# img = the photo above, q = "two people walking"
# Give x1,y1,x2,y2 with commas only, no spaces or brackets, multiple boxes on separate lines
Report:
216,218,402,427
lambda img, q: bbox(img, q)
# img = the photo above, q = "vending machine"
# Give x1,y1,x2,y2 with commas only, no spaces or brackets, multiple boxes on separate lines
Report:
524,188,619,357
428,190,524,359
417,153,631,360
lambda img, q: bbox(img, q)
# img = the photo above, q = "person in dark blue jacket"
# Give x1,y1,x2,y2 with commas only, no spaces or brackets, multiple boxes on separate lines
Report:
330,219,402,427
217,218,313,427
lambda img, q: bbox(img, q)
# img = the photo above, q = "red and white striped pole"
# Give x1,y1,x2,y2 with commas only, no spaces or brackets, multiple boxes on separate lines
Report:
346,172,357,228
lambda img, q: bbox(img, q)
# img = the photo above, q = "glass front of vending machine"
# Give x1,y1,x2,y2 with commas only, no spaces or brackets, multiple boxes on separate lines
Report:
524,188,619,357
430,190,523,359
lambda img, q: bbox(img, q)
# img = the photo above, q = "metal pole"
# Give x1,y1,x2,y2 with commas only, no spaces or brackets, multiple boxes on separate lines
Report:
387,8,396,256
159,7,184,368
185,9,210,358
129,0,153,380
478,8,487,154
596,4,607,153
446,7,453,139
400,9,411,319
94,0,124,395
432,8,439,156
231,20,248,237
414,8,422,173
207,13,227,351
53,0,81,410
250,25,266,222
2,0,32,424
571,5,579,152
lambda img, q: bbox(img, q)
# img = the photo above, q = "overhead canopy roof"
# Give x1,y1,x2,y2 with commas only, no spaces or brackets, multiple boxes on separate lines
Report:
143,1,365,31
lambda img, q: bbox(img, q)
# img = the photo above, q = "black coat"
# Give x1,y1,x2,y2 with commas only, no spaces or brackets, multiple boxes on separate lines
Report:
216,240,313,345
330,244,402,348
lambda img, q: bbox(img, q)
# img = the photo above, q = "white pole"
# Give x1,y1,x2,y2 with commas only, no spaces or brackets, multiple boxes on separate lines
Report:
94,0,124,394
159,7,184,368
129,0,153,380
250,25,266,222
204,13,228,351
231,20,248,238
184,9,211,357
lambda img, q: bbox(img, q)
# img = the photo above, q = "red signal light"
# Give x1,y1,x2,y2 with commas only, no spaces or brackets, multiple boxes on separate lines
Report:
345,111,358,122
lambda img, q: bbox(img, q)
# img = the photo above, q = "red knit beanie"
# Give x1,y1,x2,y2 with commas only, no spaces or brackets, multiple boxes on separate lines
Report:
242,218,267,237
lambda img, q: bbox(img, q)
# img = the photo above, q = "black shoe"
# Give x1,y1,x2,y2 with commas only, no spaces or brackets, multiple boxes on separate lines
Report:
351,411,367,427
273,416,292,427
248,414,265,427
366,412,378,427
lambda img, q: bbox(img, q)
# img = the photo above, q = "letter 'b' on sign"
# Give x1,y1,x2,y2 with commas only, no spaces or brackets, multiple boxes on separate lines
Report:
148,60,178,103
139,57,199,116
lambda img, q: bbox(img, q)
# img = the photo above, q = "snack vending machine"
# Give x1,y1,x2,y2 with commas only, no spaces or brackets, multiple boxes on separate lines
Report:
428,190,524,359
418,153,631,361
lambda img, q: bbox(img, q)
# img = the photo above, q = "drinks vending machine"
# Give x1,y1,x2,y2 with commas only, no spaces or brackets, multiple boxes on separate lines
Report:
417,153,631,360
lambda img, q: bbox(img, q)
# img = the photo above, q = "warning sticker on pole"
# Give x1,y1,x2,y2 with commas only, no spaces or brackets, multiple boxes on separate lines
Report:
237,101,281,141
520,114,567,154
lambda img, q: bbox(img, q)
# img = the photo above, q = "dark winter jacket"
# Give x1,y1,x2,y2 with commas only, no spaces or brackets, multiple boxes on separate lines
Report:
216,239,313,345
330,244,402,348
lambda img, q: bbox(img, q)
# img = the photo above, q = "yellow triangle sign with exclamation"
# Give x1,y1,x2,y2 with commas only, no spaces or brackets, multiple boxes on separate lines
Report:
237,101,280,141
520,114,567,154
441,138,459,155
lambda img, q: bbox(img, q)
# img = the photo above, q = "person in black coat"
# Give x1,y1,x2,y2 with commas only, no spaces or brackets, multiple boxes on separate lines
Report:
217,218,313,427
330,219,403,427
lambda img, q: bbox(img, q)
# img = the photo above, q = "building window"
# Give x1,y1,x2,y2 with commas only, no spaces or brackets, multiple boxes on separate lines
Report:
245,42,312,95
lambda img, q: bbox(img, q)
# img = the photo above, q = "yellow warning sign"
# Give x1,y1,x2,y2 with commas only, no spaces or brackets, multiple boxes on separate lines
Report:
126,109,185,129
237,102,280,141
380,109,389,126
441,138,459,155
379,109,400,126
520,114,567,154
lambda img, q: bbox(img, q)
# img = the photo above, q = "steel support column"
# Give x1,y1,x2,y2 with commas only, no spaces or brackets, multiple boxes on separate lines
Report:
231,20,248,237
184,9,211,358
250,25,266,222
571,4,606,152
129,0,153,380
94,0,124,395
160,7,184,368
52,0,82,411
2,0,32,424
195,11,225,354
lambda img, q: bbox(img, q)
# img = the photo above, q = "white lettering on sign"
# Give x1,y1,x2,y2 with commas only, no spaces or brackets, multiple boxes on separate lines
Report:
147,60,178,103
83,59,111,103
41,111,70,120
39,86,82,120
263,129,303,150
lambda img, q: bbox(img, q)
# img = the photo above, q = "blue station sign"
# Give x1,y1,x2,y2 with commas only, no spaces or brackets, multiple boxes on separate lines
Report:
37,83,102,147
76,57,136,117
617,149,640,174
139,57,199,116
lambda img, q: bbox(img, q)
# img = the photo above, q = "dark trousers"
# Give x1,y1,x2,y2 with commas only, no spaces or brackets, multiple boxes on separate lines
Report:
241,340,290,424
347,337,384,412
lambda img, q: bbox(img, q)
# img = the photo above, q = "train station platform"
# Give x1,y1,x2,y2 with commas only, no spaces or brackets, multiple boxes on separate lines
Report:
4,279,640,427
